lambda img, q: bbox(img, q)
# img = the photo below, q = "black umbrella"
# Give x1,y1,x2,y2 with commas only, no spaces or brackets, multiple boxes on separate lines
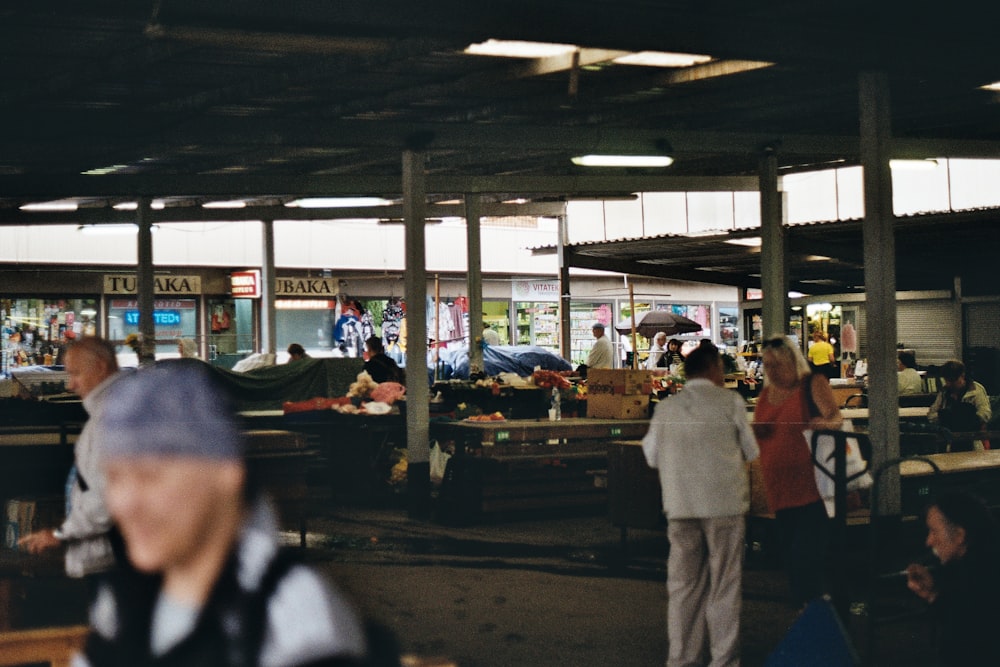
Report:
614,310,703,339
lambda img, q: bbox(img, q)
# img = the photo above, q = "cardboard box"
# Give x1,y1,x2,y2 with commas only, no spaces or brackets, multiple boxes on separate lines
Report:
587,394,650,419
586,369,654,397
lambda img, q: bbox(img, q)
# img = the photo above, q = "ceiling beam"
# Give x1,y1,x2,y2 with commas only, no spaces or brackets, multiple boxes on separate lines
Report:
565,248,760,289
0,201,568,226
0,173,760,200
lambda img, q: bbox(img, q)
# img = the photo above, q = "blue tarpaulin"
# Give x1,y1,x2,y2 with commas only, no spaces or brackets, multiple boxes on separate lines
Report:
430,344,572,381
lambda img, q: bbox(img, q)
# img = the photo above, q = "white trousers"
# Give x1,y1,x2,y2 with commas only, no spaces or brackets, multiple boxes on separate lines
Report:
666,515,745,667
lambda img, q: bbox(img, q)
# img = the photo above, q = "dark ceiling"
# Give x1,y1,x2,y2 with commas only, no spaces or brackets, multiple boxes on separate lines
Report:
2,1,1000,293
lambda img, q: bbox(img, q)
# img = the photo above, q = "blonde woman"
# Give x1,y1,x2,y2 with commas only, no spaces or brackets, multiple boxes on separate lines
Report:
752,335,842,607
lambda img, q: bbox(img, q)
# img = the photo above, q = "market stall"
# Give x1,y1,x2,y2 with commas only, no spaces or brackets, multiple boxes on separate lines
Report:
432,417,650,522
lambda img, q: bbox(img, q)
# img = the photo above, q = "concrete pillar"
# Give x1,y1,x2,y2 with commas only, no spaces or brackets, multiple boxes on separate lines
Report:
465,195,484,374
403,149,430,518
759,148,787,340
860,70,900,514
261,219,277,354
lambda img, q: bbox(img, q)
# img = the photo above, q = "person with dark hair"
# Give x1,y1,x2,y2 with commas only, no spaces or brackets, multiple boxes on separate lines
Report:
928,359,991,451
363,335,405,384
642,342,759,666
658,338,685,370
19,336,122,580
906,491,1000,666
752,335,843,608
897,351,923,395
78,359,375,666
286,342,309,362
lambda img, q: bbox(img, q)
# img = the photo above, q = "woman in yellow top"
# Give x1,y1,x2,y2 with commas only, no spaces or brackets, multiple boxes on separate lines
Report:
807,331,837,378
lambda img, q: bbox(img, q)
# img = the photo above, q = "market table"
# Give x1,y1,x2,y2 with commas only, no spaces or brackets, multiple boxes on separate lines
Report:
431,417,650,522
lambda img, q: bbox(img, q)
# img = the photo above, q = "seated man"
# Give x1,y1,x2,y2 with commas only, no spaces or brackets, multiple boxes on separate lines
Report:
907,491,1000,666
928,359,992,451
78,359,375,666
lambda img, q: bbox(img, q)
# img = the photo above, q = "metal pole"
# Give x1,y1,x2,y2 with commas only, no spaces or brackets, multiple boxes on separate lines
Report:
136,198,156,364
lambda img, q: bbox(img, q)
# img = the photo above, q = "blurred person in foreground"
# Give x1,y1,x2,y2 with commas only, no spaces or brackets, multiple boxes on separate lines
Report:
20,336,122,581
76,359,374,666
906,491,1000,666
752,335,843,608
642,343,759,667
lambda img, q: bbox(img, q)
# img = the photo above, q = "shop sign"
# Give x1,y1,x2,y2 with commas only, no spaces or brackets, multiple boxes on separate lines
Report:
104,275,202,295
275,277,339,297
512,280,559,301
124,310,182,326
230,270,261,298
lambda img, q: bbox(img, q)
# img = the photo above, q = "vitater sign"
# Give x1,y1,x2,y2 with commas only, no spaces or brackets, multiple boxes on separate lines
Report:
104,275,202,295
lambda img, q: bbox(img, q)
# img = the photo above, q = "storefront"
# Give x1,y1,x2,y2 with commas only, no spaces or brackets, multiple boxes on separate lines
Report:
1,298,98,372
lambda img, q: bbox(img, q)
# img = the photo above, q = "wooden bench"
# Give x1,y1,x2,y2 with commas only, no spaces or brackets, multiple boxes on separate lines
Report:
0,624,87,667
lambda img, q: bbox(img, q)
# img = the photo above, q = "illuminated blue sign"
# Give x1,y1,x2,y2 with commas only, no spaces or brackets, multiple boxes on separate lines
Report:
124,310,182,326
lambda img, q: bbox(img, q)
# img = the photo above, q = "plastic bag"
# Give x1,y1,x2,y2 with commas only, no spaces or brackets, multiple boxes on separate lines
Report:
805,420,873,518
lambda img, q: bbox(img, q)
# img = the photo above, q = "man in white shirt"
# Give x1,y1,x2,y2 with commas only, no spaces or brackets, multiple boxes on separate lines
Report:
642,342,759,667
586,322,613,369
897,351,923,395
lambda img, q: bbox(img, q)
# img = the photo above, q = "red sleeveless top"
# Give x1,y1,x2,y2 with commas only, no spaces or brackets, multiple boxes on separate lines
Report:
752,383,821,512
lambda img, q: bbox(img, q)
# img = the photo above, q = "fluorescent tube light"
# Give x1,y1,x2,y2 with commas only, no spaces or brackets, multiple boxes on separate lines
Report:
571,155,674,168
612,51,712,68
202,200,247,209
20,200,78,212
286,197,393,208
724,236,762,247
464,40,577,58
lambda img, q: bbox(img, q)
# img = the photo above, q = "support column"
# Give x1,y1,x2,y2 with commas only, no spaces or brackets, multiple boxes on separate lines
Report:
261,219,277,354
759,148,787,340
860,70,900,514
403,150,430,518
136,198,156,364
465,195,484,374
557,215,571,361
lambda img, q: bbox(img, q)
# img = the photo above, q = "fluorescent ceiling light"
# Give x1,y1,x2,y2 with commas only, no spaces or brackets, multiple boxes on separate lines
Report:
571,155,674,168
464,39,577,58
889,159,939,171
202,200,247,209
77,224,159,236
286,197,393,208
981,81,1000,91
612,51,712,68
19,200,78,212
81,164,130,176
112,201,166,210
724,236,761,247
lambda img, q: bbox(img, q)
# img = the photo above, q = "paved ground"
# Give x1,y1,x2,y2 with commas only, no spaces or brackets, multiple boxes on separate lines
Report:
295,506,937,666
9,503,938,666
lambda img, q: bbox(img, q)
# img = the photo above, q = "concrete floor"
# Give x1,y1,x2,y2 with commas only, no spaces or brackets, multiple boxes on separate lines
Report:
300,507,937,667
8,504,939,666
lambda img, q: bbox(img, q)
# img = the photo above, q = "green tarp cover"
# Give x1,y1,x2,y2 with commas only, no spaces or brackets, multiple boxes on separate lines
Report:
210,357,364,411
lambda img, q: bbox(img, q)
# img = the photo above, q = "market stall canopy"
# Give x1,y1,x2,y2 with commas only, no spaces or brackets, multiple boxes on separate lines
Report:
614,311,702,339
